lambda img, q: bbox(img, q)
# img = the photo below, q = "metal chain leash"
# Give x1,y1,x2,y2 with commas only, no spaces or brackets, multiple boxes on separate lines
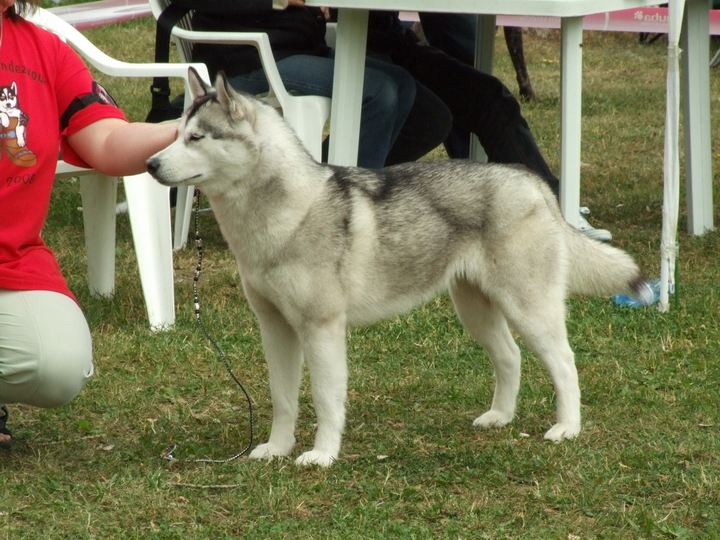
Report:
163,188,253,464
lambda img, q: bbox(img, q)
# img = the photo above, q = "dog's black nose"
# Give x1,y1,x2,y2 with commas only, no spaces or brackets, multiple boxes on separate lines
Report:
146,157,159,177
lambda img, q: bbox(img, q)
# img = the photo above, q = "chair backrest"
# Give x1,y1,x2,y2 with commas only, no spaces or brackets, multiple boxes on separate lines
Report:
145,0,291,109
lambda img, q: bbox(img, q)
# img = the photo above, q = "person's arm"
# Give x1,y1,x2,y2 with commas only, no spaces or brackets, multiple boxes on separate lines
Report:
66,119,178,177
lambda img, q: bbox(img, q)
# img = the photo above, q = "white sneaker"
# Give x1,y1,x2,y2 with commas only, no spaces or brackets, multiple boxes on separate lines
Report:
576,209,612,242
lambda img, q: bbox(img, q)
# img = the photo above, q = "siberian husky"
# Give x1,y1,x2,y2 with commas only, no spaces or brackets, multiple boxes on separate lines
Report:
147,68,653,467
0,82,29,148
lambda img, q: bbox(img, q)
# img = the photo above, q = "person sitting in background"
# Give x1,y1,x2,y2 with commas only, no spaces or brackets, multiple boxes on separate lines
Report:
0,0,180,447
374,11,611,241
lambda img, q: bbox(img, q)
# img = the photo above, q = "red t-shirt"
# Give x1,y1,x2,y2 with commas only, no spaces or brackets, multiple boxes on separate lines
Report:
0,11,127,301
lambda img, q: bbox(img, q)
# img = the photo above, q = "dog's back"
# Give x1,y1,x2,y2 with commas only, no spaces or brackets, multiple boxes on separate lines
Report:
298,159,648,325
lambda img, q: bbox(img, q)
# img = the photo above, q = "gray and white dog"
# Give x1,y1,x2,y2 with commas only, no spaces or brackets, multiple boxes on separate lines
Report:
147,68,652,467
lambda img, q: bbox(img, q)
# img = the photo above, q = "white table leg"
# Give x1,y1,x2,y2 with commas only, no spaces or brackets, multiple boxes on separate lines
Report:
682,0,714,235
559,17,583,226
470,14,496,162
327,8,369,167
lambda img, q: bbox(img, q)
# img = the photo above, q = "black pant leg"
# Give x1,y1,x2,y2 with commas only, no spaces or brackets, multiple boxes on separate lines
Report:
390,43,560,195
384,80,453,166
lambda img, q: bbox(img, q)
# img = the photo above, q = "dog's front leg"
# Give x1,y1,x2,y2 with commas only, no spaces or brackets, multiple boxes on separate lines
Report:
295,318,348,467
247,300,304,462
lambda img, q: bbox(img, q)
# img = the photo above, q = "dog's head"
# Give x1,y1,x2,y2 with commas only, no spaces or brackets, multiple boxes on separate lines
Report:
0,82,19,110
146,68,262,196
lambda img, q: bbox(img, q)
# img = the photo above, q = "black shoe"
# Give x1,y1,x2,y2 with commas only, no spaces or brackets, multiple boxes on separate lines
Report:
0,405,12,449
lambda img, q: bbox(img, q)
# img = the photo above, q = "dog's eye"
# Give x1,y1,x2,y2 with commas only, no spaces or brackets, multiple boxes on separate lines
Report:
188,133,204,142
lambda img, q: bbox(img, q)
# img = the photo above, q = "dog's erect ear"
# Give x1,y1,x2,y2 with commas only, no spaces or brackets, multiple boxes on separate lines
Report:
215,71,256,126
188,67,211,101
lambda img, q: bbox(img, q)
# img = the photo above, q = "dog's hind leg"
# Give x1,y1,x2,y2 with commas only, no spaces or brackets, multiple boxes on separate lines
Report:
295,317,348,467
500,292,581,441
450,279,522,430
246,293,303,461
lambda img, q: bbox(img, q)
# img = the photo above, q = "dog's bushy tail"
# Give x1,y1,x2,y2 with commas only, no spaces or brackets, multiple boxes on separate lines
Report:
564,228,653,305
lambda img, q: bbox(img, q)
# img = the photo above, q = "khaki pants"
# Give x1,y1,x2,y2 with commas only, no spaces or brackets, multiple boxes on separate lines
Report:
0,290,93,408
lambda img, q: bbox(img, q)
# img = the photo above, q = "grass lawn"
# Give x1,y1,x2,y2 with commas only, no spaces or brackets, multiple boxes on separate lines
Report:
1,4,719,539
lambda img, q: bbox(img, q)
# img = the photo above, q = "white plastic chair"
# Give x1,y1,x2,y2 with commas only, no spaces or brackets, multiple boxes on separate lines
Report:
29,7,211,330
148,0,332,249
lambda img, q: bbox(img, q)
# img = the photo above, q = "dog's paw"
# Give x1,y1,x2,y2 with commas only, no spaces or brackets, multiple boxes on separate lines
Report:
295,450,337,467
543,423,580,442
249,442,293,461
473,410,513,428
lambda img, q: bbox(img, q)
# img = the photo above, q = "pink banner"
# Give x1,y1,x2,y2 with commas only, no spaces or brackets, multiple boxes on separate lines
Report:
402,8,720,36
497,7,720,35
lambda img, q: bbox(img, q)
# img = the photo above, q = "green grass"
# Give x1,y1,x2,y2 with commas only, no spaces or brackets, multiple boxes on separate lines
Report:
2,7,720,539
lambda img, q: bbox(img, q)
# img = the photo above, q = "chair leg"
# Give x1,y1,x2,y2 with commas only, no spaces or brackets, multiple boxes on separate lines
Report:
123,173,176,331
173,185,194,251
286,96,332,162
79,174,117,298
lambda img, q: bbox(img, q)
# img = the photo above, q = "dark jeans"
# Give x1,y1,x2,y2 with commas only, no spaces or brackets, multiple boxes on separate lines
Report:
384,80,452,165
320,79,452,167
227,52,416,169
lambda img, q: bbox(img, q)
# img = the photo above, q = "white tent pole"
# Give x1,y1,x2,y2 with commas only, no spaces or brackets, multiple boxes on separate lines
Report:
659,0,685,312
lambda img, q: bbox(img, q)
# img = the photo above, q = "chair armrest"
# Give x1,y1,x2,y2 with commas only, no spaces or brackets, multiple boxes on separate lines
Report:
56,159,94,177
170,27,291,105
